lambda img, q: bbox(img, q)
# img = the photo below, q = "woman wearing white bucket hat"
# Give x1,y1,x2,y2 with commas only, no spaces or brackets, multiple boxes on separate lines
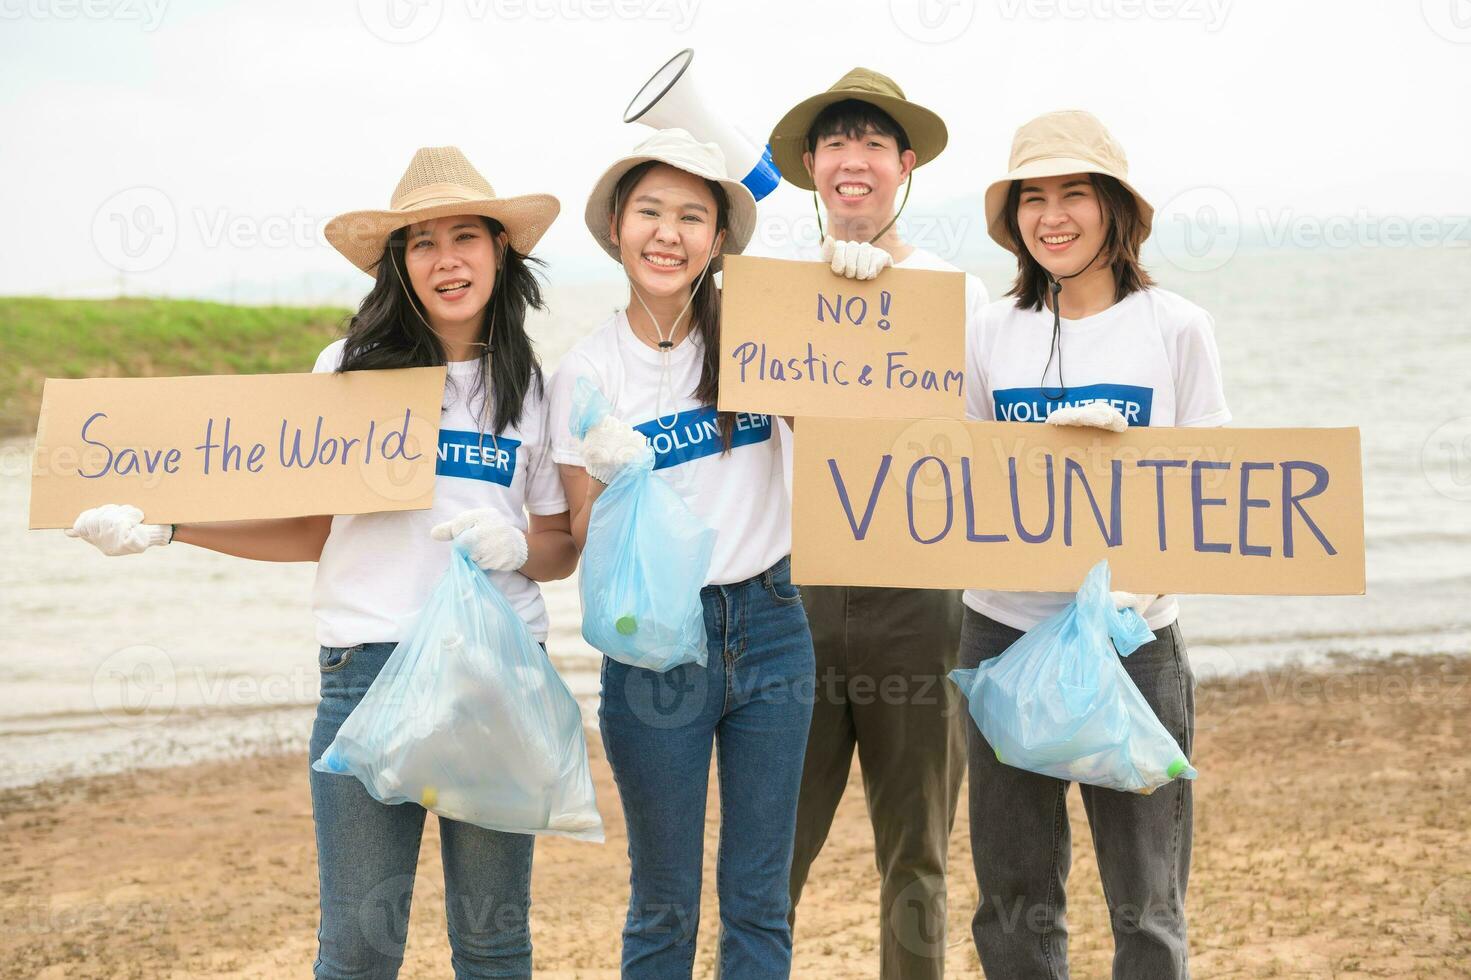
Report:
68,146,579,977
546,128,814,978
958,110,1230,979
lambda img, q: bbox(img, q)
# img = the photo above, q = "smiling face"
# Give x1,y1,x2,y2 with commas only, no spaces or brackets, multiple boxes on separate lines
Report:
1014,173,1108,278
402,214,502,335
610,163,726,301
804,124,916,239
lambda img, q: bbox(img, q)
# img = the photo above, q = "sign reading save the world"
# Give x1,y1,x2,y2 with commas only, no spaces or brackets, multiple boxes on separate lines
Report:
28,368,447,528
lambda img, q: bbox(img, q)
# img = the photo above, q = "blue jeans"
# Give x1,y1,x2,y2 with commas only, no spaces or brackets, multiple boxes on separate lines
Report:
309,641,537,979
600,555,816,979
959,609,1195,980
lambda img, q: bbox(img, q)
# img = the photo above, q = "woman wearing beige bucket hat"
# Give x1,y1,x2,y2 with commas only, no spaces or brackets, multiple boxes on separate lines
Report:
957,110,1231,979
68,146,580,977
546,128,815,978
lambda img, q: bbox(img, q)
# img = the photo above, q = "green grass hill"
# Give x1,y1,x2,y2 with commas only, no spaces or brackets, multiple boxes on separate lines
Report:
0,297,350,438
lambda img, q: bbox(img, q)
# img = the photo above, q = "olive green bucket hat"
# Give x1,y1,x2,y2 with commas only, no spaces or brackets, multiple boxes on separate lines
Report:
767,67,948,191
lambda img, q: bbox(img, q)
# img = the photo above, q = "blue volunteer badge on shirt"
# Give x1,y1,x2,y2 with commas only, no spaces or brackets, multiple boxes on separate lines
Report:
436,428,519,485
634,407,772,470
993,383,1155,426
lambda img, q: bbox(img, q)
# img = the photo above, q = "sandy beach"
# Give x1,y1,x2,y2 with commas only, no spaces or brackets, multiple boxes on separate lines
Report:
4,249,1468,977
6,0,1470,976
4,652,1467,979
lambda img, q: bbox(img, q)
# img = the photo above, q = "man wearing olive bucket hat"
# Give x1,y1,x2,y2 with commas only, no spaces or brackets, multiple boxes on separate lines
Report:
960,109,1230,979
767,68,988,980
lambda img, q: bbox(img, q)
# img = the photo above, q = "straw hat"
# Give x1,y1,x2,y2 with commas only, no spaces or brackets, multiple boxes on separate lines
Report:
983,110,1154,254
767,67,948,192
584,128,757,273
325,146,560,275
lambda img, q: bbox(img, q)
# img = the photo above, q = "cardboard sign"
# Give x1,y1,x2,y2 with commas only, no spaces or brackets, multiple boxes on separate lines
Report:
791,417,1365,595
29,367,448,528
718,255,966,419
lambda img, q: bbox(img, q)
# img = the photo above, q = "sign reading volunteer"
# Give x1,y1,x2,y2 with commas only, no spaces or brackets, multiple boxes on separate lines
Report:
718,255,965,419
28,367,447,528
791,417,1366,595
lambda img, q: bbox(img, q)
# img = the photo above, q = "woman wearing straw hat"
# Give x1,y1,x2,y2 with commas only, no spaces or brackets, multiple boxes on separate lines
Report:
546,128,815,978
960,110,1229,978
67,146,578,978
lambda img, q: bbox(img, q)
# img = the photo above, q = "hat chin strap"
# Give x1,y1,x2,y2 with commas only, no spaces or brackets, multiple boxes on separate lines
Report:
388,241,502,456
389,244,493,354
624,235,720,432
811,171,914,246
1039,241,1108,402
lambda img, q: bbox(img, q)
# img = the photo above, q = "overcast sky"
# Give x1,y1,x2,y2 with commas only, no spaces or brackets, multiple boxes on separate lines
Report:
4,0,1469,304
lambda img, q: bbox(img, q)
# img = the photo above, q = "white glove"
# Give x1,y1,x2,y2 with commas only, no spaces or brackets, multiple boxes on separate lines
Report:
1046,403,1129,432
821,235,893,280
66,504,172,556
1110,590,1159,618
582,415,653,485
430,509,528,572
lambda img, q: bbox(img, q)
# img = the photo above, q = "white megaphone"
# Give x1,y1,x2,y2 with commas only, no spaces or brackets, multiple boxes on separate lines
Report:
623,48,782,202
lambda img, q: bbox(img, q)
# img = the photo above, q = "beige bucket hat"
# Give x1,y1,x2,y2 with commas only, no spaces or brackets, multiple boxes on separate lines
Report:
585,128,757,273
984,110,1154,254
768,67,948,192
325,146,560,275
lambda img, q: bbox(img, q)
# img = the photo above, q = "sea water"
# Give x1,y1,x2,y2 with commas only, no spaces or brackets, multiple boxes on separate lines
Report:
2,247,1467,788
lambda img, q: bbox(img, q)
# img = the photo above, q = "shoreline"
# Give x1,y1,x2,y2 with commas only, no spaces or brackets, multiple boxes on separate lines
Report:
4,652,1468,978
0,642,1452,795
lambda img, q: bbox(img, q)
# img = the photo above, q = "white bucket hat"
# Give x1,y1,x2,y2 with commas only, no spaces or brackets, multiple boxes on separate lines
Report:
584,128,758,272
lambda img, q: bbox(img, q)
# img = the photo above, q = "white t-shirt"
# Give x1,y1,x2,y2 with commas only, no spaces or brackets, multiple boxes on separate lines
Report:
776,245,990,495
546,311,790,586
311,339,568,646
963,287,1232,632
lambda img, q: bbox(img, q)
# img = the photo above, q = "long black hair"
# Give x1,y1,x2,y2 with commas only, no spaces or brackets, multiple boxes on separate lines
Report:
337,216,546,434
611,161,736,449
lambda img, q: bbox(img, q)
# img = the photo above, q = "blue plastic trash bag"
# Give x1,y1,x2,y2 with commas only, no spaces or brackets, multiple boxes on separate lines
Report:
948,560,1197,795
570,376,716,672
312,543,604,841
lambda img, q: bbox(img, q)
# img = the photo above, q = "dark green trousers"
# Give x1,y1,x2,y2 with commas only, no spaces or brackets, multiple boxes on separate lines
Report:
787,585,967,979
